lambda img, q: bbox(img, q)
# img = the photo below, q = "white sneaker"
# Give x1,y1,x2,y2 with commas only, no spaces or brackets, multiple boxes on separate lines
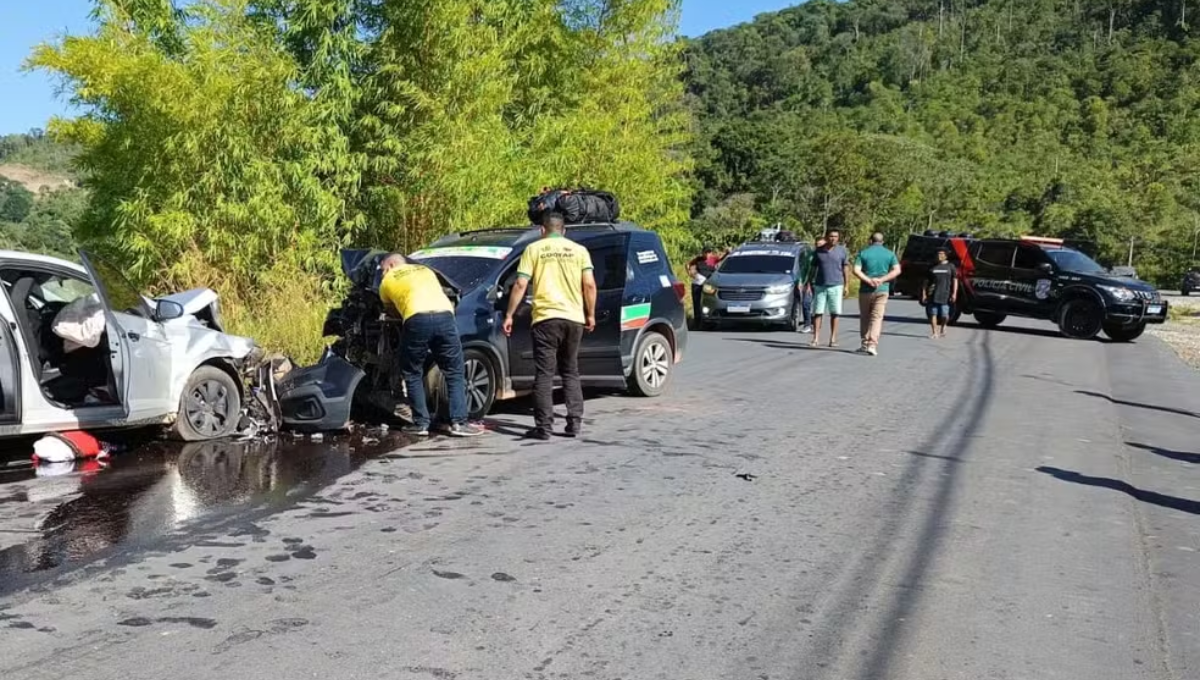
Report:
866,345,878,356
800,325,813,334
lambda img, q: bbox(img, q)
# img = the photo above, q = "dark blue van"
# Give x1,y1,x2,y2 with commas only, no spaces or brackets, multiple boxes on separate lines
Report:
279,223,689,431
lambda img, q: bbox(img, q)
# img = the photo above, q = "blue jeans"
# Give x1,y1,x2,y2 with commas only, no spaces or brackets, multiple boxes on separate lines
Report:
399,312,467,428
926,302,952,319
801,288,813,325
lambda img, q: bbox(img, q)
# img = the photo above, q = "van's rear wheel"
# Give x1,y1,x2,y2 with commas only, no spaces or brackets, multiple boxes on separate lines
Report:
628,332,672,397
173,366,242,441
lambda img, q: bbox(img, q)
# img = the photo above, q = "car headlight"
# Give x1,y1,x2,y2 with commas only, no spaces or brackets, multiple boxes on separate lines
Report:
1098,285,1135,302
702,283,718,295
766,284,793,295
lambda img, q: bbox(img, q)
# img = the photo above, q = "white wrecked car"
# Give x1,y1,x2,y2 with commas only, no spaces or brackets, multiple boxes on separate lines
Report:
0,250,256,441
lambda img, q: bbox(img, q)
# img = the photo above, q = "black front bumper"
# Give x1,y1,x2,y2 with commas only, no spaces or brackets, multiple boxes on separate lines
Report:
1106,299,1169,325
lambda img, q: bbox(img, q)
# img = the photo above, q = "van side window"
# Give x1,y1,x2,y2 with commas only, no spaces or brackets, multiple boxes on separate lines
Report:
1013,245,1046,271
976,242,1016,268
588,243,629,292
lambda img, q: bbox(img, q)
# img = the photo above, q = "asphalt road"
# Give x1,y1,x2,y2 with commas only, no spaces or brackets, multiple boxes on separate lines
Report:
2,299,1199,680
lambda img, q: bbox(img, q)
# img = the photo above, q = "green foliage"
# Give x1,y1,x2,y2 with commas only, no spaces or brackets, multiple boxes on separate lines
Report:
684,0,1200,285
27,0,691,358
28,0,358,300
0,180,35,222
0,131,79,175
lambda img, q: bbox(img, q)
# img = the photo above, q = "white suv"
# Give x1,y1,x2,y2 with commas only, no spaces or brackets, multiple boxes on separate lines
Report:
0,251,256,441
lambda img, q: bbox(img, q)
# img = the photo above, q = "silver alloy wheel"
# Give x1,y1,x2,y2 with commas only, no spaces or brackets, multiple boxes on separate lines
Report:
185,379,231,438
640,340,670,390
463,357,491,415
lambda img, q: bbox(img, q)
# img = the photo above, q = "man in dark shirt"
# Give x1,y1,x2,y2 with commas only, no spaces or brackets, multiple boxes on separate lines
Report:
687,246,718,325
921,248,959,338
805,229,851,347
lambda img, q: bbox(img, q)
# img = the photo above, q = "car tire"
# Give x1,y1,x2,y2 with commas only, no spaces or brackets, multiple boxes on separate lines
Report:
973,310,1007,329
785,298,803,332
1103,322,1146,343
628,332,673,398
173,366,242,441
1183,289,1191,297
1058,297,1105,339
426,349,497,422
949,306,963,326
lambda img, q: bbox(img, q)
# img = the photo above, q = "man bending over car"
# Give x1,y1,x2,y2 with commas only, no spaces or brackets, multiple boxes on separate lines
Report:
379,254,484,438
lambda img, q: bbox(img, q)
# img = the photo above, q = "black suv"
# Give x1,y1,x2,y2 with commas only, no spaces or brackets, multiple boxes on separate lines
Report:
1182,268,1200,296
924,236,1167,341
278,223,688,431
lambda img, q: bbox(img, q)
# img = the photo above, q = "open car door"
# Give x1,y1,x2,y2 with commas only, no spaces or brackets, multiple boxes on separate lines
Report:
78,251,175,422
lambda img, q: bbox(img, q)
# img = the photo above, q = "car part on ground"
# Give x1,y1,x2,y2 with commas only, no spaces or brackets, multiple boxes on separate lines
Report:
276,353,366,433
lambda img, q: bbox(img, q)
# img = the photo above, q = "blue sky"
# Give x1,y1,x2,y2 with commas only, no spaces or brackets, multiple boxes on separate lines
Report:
0,0,799,134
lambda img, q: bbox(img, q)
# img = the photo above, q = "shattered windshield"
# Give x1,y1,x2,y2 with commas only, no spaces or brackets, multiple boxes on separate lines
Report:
409,257,501,291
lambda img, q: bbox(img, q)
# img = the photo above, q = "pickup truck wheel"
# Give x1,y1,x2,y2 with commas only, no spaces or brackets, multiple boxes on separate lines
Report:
1058,298,1104,339
1103,322,1146,342
628,332,672,397
973,310,1006,328
173,366,242,441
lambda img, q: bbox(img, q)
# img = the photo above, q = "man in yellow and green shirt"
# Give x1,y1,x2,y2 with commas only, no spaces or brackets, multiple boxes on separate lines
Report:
379,254,483,437
502,212,597,440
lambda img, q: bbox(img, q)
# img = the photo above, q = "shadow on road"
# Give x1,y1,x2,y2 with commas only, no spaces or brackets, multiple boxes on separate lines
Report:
1075,390,1199,419
1036,466,1200,516
1126,442,1200,465
907,450,962,463
723,338,861,354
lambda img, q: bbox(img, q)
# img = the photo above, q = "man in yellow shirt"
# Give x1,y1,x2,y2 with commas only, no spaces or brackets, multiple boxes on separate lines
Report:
379,254,483,437
502,213,597,440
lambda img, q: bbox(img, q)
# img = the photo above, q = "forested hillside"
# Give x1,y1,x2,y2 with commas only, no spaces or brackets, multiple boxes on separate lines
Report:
684,0,1200,284
0,131,83,258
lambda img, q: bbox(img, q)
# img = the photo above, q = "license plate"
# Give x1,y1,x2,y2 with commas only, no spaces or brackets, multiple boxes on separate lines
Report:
728,305,752,314
1147,304,1163,314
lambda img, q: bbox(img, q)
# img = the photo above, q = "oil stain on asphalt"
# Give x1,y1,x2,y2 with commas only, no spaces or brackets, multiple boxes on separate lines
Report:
0,431,416,586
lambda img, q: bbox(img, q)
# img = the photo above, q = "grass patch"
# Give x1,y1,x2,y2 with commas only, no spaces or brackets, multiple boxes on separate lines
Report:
222,274,336,365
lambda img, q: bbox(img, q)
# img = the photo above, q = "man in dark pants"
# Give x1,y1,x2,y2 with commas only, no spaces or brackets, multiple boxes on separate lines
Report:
502,213,597,440
379,254,483,438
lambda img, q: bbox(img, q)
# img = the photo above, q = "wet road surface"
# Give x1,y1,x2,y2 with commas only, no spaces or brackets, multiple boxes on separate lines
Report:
2,299,1200,680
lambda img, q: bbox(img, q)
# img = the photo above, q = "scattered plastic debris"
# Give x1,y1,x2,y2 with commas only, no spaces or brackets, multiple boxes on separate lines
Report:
734,472,757,482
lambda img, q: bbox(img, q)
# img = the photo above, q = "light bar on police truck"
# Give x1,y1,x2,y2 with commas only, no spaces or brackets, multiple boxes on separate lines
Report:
1019,236,1065,246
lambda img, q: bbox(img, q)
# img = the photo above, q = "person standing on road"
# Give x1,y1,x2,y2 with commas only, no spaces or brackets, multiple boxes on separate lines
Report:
921,248,958,339
502,213,598,440
379,254,484,437
853,233,902,357
806,229,850,347
797,236,825,334
687,246,718,325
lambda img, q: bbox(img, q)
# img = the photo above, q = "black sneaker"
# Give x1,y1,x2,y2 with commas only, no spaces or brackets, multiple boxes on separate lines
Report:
563,421,581,438
524,428,551,441
448,422,485,437
402,425,430,437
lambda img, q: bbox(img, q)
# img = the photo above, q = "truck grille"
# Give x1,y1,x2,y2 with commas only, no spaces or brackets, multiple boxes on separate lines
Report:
719,289,765,302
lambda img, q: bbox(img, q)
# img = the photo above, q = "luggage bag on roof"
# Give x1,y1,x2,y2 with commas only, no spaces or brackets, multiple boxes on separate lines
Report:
528,187,620,225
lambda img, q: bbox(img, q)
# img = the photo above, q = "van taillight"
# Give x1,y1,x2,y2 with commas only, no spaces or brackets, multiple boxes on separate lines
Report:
672,282,686,301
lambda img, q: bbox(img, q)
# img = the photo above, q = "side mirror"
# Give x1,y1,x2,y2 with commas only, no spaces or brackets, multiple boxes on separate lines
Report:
1038,262,1054,274
155,299,185,321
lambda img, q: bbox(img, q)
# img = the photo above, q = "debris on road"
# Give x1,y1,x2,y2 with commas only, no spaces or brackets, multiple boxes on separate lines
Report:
735,472,757,482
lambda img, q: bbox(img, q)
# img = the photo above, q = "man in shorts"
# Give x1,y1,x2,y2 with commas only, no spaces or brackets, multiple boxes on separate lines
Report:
806,229,850,347
921,248,958,338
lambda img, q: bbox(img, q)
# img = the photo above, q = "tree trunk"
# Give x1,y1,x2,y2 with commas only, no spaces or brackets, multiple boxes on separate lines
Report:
939,1,945,39
1109,6,1116,44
